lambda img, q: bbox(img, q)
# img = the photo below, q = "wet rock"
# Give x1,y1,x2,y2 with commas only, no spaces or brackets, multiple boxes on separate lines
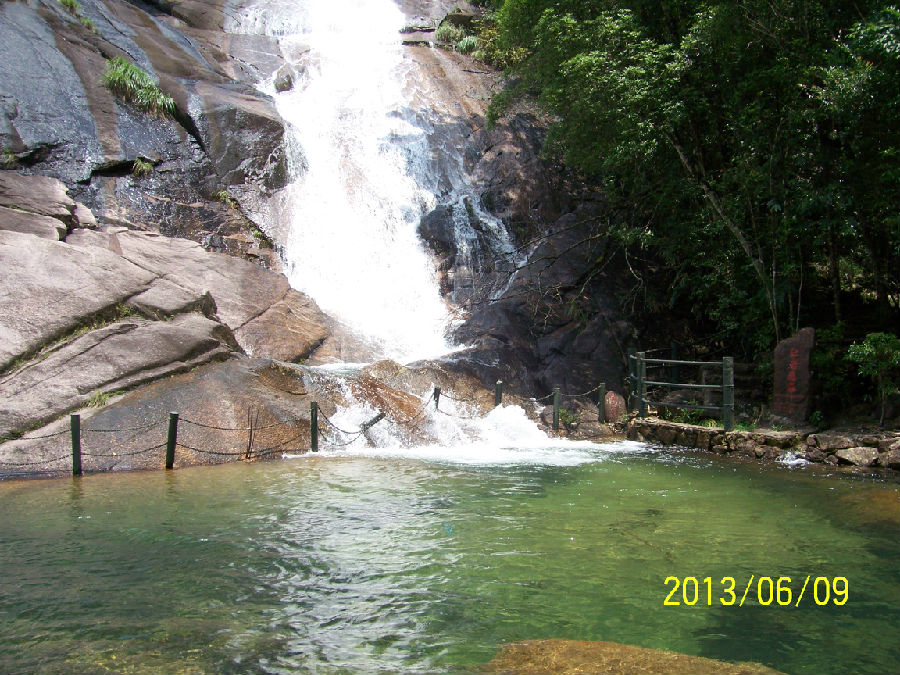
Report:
484,638,783,674
192,81,289,197
273,64,294,92
809,432,855,451
751,429,801,449
835,447,879,467
0,358,312,472
877,446,900,469
234,290,330,363
656,426,678,445
0,0,288,245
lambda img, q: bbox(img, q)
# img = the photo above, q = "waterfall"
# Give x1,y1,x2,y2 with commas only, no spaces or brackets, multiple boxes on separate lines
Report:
228,0,518,365
228,0,452,363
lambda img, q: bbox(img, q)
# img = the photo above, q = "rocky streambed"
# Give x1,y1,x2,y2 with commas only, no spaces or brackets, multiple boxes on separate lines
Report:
628,416,900,471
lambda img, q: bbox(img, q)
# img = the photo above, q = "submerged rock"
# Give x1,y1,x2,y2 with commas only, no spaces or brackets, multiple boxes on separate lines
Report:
484,638,783,675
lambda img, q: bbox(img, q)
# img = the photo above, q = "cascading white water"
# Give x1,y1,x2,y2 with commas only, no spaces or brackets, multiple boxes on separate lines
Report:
226,0,595,457
229,0,455,363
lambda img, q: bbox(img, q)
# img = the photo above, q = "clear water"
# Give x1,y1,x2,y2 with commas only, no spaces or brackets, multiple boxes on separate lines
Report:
2,447,897,675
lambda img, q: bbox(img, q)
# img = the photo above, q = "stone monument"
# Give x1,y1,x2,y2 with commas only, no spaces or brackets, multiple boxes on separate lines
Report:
772,327,815,422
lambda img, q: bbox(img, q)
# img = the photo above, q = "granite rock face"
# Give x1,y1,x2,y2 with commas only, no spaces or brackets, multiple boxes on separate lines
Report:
0,0,288,255
0,177,331,441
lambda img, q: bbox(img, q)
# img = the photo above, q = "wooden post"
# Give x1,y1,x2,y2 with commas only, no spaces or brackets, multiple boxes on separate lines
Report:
552,386,561,431
722,357,735,432
165,412,178,469
637,352,648,418
627,347,637,412
310,401,318,452
598,382,606,423
70,413,82,477
494,380,503,407
434,386,441,411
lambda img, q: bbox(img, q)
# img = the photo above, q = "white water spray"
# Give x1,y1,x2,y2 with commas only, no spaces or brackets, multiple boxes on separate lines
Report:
230,0,455,363
226,1,624,460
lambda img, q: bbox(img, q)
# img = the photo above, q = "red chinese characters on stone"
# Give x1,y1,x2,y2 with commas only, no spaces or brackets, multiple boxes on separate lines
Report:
772,329,815,421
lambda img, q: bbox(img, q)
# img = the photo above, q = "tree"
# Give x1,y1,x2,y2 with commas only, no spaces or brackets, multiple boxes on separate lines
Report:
847,332,900,426
484,0,899,361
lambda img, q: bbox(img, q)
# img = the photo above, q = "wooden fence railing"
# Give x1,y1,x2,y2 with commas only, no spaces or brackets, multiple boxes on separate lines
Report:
628,350,735,431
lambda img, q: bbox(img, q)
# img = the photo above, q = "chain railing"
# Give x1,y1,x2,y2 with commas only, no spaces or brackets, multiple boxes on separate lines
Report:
0,377,626,478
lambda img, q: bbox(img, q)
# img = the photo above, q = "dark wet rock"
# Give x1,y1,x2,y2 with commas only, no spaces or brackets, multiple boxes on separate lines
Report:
0,0,289,249
274,64,294,92
192,81,289,198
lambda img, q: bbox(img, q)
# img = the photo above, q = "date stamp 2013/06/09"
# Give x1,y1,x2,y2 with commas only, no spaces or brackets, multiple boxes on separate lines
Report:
663,575,848,607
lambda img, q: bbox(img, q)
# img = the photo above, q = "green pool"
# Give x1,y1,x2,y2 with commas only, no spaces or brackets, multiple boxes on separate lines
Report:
1,442,897,674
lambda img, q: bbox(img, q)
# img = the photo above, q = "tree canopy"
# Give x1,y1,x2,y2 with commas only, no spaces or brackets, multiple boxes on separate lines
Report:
481,1,899,365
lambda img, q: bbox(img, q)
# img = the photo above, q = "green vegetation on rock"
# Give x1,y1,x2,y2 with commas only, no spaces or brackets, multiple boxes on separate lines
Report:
131,157,153,176
478,0,899,418
101,57,175,117
58,0,80,14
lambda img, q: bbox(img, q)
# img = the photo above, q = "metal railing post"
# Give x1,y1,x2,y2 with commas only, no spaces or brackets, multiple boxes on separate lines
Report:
70,413,82,477
722,357,734,431
637,352,647,418
627,348,637,412
598,382,606,422
552,386,561,431
165,412,178,469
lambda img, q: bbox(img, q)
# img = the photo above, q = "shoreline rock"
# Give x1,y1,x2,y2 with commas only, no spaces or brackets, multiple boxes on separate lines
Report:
627,416,900,471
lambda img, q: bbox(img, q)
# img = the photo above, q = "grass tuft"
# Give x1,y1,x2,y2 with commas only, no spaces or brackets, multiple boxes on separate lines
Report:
101,57,175,117
58,0,80,14
131,157,154,176
435,23,466,45
455,35,478,54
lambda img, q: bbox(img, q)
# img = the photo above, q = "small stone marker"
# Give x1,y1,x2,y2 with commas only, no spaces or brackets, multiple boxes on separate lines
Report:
604,391,626,423
772,327,815,422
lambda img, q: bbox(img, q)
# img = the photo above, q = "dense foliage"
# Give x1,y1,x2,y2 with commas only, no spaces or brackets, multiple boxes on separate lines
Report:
478,0,899,415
